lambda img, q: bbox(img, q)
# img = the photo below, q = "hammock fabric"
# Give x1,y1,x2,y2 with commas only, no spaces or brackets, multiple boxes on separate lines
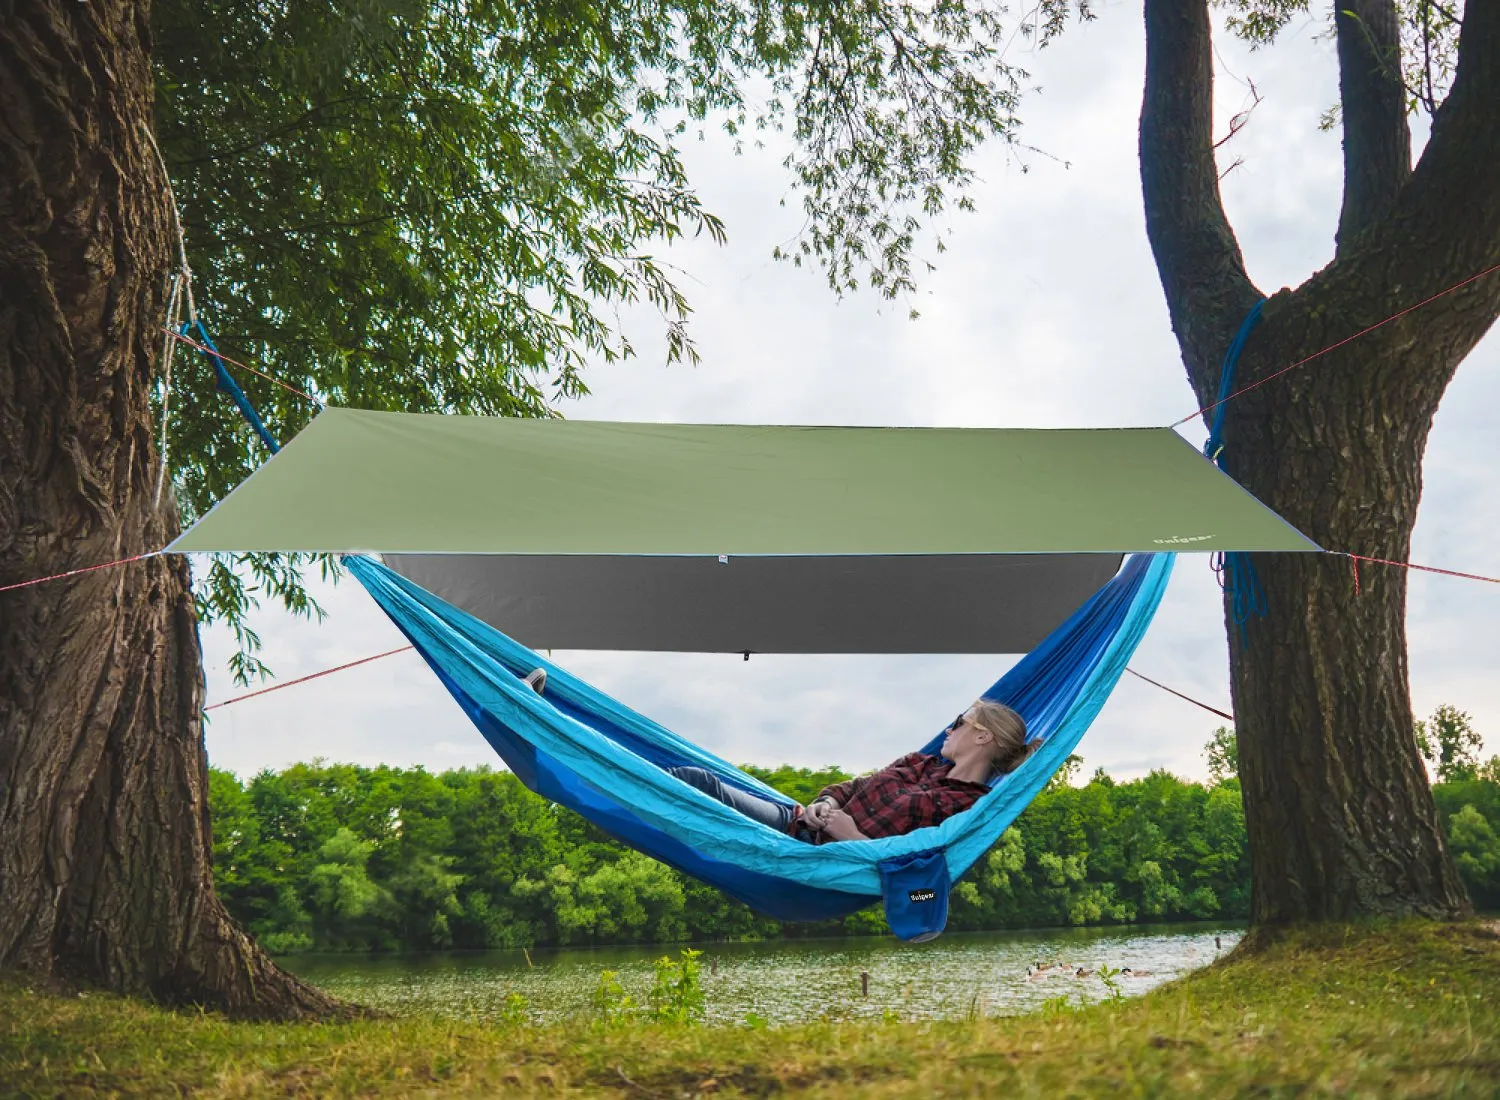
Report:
347,551,1174,941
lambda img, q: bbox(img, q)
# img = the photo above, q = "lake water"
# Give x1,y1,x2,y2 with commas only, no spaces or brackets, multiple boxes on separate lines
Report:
289,922,1242,1025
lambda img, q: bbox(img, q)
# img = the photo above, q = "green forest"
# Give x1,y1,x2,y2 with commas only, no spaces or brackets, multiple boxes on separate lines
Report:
208,714,1500,955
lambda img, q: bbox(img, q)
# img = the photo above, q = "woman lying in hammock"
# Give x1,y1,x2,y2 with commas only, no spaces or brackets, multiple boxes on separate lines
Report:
668,699,1033,843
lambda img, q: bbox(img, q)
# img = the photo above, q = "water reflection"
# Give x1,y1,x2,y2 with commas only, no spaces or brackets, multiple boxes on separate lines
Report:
289,922,1242,1025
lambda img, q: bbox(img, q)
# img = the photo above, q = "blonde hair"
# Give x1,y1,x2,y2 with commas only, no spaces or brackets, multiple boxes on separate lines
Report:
968,699,1033,775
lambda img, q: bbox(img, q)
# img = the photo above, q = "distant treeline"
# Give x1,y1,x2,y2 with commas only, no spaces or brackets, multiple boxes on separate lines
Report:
208,758,1500,955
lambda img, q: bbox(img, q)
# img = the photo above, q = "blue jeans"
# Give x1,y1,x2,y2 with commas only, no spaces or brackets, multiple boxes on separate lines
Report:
668,766,799,833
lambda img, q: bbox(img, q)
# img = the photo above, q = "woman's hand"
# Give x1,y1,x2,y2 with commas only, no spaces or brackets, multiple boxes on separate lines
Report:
820,807,866,842
803,798,836,830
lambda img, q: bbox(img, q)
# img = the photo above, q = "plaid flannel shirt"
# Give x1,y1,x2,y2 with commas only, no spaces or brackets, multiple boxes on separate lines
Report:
813,752,990,842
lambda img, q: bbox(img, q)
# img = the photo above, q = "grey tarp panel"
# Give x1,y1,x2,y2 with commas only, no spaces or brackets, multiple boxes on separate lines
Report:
382,553,1124,654
171,408,1319,653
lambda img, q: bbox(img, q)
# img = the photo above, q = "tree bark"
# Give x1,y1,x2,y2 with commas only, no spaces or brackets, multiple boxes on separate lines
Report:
0,0,342,1017
1140,0,1500,925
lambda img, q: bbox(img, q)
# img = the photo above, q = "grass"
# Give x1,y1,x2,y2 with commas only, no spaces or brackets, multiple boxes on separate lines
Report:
2,920,1497,1098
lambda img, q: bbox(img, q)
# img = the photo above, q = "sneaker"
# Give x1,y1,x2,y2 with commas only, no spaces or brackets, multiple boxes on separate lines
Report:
523,667,547,695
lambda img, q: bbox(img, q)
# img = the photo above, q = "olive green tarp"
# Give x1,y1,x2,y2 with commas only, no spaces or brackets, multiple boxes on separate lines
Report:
170,408,1318,653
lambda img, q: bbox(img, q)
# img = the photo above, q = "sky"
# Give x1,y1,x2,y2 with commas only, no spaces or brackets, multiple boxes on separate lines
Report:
198,4,1499,784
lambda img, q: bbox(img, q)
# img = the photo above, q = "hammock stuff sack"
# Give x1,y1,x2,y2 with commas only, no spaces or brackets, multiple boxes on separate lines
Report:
173,408,1319,939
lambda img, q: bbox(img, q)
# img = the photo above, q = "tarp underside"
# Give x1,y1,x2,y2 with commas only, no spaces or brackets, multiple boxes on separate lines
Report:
383,552,1123,653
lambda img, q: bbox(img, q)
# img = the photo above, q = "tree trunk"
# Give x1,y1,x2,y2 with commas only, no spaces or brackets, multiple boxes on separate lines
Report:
1140,0,1500,926
1222,298,1473,924
0,0,342,1018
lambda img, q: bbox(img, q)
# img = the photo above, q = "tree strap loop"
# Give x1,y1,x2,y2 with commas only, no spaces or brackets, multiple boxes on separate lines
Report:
182,318,281,454
1204,299,1269,633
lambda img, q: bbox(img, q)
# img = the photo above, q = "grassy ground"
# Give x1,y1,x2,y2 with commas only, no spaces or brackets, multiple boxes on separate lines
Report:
2,920,1497,1098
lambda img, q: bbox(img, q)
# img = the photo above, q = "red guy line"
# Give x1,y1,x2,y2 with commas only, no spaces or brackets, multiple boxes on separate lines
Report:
164,328,322,406
1125,667,1235,722
0,551,160,594
1171,261,1500,429
204,645,415,711
153,551,1500,713
1336,552,1500,586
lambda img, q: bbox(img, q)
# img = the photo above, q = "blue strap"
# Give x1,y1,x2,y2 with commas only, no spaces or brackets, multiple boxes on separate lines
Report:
1205,299,1265,459
182,319,281,453
1205,300,1268,629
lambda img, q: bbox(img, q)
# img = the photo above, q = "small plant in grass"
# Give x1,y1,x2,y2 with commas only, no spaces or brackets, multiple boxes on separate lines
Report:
963,989,988,1020
589,970,635,1025
1040,993,1077,1018
648,948,705,1025
495,991,529,1027
1096,965,1125,1004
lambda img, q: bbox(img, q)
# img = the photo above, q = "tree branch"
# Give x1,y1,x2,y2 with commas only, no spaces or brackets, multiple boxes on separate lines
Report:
1334,0,1412,251
1138,0,1260,409
1400,0,1499,260
175,96,367,166
1306,0,1500,403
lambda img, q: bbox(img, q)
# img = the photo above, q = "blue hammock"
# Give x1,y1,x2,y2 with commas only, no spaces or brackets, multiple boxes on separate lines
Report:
347,551,1174,940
